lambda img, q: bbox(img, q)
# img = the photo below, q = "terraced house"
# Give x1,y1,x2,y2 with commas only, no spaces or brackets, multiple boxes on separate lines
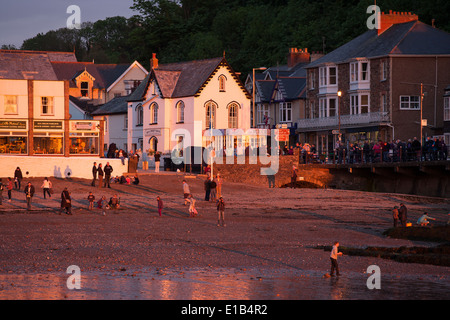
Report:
301,11,450,156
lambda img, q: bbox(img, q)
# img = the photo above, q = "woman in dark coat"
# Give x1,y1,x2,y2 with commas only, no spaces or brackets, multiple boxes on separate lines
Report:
60,187,72,215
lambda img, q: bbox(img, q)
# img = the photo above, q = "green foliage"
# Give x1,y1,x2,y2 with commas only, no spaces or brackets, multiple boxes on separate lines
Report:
14,0,450,75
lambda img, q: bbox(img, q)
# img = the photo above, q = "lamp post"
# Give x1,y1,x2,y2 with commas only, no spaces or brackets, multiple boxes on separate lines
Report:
252,67,267,128
337,91,342,141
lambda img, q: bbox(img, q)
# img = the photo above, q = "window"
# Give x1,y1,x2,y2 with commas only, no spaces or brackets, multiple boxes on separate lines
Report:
350,61,370,83
176,101,185,123
228,103,238,128
41,97,54,115
205,101,217,129
136,105,143,126
381,61,387,81
219,75,226,92
81,82,89,97
33,137,63,154
125,80,142,95
381,94,388,113
150,103,158,124
319,67,327,87
319,98,327,118
309,70,315,89
125,114,128,129
328,98,337,117
400,96,420,110
329,67,337,85
444,96,450,121
4,96,18,114
350,94,370,114
319,97,338,118
279,102,292,123
257,104,270,125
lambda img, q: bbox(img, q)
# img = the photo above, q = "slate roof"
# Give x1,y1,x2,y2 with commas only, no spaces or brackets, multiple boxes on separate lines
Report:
0,50,58,80
255,80,276,103
51,61,130,89
276,77,307,100
306,21,450,68
91,95,129,115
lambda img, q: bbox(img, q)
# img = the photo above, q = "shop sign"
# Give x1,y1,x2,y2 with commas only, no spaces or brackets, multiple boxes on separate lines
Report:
34,120,63,130
274,129,290,142
145,128,161,136
0,120,27,130
70,121,99,131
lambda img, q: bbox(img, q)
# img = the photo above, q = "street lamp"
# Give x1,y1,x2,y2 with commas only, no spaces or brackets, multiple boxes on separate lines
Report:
252,67,267,128
337,91,342,141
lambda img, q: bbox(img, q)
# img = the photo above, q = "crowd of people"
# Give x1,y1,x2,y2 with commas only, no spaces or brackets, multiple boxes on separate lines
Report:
279,136,448,165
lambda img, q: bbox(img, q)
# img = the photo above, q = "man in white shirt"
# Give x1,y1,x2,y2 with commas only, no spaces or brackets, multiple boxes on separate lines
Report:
182,180,190,205
330,241,343,276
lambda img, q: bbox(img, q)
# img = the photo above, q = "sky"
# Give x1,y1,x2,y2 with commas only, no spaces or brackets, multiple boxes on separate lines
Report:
0,0,136,48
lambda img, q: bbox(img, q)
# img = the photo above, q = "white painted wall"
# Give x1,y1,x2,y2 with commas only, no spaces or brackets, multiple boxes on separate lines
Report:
0,156,128,180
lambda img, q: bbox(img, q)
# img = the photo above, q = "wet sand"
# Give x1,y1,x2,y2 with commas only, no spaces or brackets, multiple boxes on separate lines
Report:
0,173,449,300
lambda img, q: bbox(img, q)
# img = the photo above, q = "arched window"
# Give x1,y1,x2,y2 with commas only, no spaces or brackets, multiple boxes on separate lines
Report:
205,101,217,129
136,104,143,126
176,101,185,123
150,102,158,124
219,75,226,92
228,102,239,128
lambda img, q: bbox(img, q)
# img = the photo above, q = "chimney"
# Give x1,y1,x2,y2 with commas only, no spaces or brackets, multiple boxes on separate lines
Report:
150,53,158,69
287,48,310,68
310,51,324,63
378,11,419,35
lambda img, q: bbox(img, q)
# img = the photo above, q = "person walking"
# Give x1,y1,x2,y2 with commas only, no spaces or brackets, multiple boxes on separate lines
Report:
204,176,211,201
399,203,408,227
186,194,197,217
41,177,52,199
330,241,343,277
7,177,13,202
216,196,226,227
157,196,163,216
24,182,35,211
154,151,161,173
14,167,23,190
103,162,113,188
97,163,104,188
60,187,72,215
182,180,190,205
392,206,399,227
91,162,98,187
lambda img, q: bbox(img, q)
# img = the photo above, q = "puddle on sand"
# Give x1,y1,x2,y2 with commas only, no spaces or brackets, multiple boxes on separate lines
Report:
0,268,448,300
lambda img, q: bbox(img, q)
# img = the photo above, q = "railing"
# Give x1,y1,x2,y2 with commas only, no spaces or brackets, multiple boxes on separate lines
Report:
296,112,390,129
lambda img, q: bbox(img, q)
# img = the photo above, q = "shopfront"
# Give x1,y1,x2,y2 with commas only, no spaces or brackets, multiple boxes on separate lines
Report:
69,121,100,155
0,120,28,154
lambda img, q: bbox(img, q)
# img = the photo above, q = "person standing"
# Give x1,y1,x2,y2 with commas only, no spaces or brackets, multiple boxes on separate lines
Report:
154,151,161,173
41,177,52,199
97,163,104,188
7,177,13,202
399,203,408,227
291,165,298,188
204,176,212,201
60,187,72,215
216,196,226,227
210,178,217,201
157,196,163,216
14,167,23,190
91,162,98,187
103,162,113,188
24,182,35,211
87,192,95,210
186,194,197,217
330,241,343,277
392,206,399,227
182,180,190,205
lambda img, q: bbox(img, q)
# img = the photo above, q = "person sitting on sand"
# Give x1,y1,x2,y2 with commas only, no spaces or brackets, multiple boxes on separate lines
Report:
417,212,436,226
109,194,120,209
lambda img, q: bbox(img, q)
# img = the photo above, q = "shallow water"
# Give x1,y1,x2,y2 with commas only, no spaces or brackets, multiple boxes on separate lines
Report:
0,268,448,300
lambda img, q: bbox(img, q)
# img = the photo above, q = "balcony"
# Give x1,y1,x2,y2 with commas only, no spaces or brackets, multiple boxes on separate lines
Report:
296,112,390,131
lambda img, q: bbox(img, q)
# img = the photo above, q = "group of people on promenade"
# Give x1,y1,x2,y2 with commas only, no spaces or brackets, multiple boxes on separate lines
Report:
279,136,449,165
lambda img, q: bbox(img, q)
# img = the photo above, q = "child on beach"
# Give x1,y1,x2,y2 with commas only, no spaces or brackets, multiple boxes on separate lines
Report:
97,196,108,215
87,192,95,210
186,194,198,217
216,196,225,227
157,196,163,216
330,241,343,277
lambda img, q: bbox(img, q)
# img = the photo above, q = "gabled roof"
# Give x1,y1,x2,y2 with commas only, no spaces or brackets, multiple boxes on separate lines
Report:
106,60,148,92
255,80,276,103
51,61,130,89
91,95,129,116
276,77,307,100
306,21,450,68
133,56,251,100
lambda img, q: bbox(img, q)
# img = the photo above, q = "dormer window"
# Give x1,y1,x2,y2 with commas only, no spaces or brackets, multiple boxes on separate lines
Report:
81,81,89,97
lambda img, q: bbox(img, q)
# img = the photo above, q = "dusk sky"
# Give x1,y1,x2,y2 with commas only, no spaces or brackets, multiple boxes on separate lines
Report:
0,0,136,48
